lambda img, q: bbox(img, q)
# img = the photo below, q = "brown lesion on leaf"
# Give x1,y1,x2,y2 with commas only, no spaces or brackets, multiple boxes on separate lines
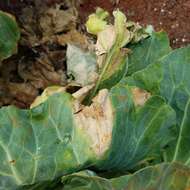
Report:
9,160,16,164
74,89,113,157
132,87,151,106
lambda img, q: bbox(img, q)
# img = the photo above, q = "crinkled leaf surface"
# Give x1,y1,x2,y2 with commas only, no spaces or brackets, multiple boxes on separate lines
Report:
124,162,190,190
96,84,175,171
127,31,171,75
66,44,98,86
62,170,112,190
0,82,175,189
0,11,20,61
61,170,131,190
110,174,131,190
0,92,98,189
60,162,190,190
125,46,190,166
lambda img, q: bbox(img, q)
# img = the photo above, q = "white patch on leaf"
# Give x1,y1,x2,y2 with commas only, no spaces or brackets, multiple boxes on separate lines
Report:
66,44,98,86
74,89,113,157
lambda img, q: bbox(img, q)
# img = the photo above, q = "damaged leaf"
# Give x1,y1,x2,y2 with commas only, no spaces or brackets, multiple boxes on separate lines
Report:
0,82,175,189
86,7,109,35
0,11,20,61
95,9,150,55
19,1,78,46
39,2,77,41
96,84,175,171
87,9,150,102
66,44,98,86
125,46,190,166
87,10,130,101
57,29,88,49
96,25,116,55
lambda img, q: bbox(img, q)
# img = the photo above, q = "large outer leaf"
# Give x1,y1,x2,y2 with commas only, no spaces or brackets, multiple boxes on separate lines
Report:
122,162,190,190
62,170,112,190
0,83,175,189
110,175,131,190
127,31,171,75
125,46,190,165
61,170,131,190
0,11,20,61
56,163,190,190
96,84,175,171
0,93,97,189
61,163,190,190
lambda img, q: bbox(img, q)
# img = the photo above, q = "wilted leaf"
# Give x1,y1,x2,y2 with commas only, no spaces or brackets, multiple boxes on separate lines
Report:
87,9,150,102
57,29,88,49
0,11,20,61
18,51,67,88
39,2,77,41
66,44,98,86
96,25,116,55
57,163,190,190
95,10,150,56
0,81,38,108
86,8,109,35
19,1,78,46
87,10,130,101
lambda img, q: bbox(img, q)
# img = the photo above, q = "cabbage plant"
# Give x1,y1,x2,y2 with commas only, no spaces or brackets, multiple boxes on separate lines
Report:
0,8,190,190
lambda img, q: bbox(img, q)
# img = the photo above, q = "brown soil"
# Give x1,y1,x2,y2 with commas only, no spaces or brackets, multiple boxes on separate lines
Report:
79,0,190,48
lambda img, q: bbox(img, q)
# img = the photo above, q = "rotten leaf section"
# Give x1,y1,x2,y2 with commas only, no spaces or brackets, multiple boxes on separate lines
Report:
0,0,90,108
74,89,113,156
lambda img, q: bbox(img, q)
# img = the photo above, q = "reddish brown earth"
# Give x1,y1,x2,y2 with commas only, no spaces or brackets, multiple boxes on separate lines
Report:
79,0,190,48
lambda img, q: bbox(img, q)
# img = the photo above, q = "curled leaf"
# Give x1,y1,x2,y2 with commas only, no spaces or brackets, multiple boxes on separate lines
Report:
86,8,109,35
30,86,66,108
